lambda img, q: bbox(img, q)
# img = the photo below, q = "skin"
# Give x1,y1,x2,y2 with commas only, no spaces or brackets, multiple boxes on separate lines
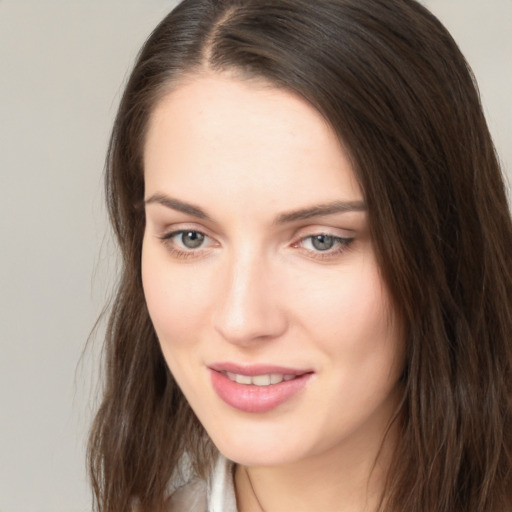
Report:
142,72,405,512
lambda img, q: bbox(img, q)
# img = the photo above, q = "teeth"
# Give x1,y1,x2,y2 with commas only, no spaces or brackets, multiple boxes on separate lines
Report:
235,373,252,385
270,374,283,384
226,372,238,382
225,372,297,386
252,374,271,386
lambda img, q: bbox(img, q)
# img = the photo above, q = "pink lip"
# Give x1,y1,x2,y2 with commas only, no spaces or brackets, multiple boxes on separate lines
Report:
208,362,313,413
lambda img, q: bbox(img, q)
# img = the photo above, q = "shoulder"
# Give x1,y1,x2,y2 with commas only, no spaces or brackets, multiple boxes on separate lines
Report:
164,477,208,512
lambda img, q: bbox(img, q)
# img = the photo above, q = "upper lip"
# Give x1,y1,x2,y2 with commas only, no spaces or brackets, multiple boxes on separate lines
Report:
208,362,312,376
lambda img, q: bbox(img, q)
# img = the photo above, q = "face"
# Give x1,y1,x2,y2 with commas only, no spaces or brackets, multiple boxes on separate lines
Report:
142,73,404,468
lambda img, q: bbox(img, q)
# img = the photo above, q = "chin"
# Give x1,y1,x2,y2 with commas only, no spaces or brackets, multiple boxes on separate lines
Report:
218,442,303,468
204,419,310,468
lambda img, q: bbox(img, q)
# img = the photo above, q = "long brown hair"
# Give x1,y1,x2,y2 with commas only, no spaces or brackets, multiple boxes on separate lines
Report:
88,1,512,511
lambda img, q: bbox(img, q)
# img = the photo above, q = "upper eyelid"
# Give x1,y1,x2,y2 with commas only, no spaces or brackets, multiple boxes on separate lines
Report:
161,228,206,238
298,227,355,236
160,228,353,240
162,228,214,243
157,223,215,238
292,225,357,240
299,233,354,242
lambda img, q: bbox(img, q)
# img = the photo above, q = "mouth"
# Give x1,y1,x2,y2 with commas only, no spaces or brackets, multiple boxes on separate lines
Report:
223,371,298,386
208,362,313,413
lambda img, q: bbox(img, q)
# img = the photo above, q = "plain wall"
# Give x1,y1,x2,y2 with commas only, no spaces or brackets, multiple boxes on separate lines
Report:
0,1,510,511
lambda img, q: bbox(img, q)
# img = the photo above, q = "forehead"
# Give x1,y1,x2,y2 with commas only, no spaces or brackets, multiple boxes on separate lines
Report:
143,73,361,209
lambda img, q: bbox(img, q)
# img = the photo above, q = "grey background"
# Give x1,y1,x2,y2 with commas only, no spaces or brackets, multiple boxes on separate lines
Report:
0,1,510,511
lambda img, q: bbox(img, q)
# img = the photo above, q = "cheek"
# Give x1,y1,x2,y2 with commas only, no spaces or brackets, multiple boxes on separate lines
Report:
308,267,404,435
141,245,214,399
297,263,394,348
141,242,208,349
294,257,404,397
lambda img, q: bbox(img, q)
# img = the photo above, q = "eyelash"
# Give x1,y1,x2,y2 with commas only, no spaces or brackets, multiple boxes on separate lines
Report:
159,230,354,261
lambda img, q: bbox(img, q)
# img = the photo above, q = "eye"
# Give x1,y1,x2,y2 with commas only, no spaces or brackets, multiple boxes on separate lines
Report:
300,234,352,252
293,232,354,260
174,230,206,249
160,229,213,254
307,234,338,251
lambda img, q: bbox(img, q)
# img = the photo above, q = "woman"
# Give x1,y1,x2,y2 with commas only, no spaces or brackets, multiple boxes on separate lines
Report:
88,0,512,511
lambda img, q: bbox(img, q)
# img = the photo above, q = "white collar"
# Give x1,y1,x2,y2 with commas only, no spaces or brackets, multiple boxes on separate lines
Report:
207,455,238,512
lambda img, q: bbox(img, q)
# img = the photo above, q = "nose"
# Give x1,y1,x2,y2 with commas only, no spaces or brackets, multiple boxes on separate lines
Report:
212,250,288,346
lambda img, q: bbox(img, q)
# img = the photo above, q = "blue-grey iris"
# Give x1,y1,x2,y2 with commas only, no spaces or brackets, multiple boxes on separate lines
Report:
181,231,204,249
311,234,336,251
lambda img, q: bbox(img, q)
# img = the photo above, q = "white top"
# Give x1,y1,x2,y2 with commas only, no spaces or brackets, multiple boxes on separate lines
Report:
166,455,238,512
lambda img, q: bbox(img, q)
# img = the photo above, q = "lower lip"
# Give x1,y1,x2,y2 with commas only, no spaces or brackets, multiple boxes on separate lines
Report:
209,370,312,413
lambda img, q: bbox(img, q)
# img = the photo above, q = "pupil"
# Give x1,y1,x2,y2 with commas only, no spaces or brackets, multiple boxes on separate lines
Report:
312,235,334,251
182,231,204,249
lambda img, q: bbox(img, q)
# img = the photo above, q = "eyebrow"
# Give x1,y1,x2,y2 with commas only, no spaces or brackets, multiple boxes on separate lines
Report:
274,200,366,224
144,193,366,224
145,193,212,220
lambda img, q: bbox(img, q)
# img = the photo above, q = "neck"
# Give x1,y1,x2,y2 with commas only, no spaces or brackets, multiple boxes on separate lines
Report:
234,420,398,512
